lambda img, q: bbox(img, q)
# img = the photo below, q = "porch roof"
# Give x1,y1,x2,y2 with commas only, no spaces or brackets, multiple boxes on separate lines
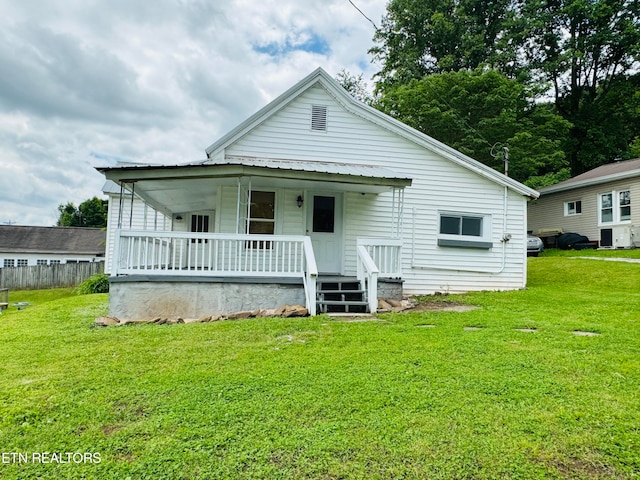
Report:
97,156,411,214
98,156,411,188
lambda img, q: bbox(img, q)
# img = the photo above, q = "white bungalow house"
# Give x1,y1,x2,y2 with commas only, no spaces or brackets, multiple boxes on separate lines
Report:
98,68,539,320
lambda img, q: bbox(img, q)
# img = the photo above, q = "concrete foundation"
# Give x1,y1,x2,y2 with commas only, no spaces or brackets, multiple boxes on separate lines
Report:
108,275,404,320
109,276,305,320
378,278,404,301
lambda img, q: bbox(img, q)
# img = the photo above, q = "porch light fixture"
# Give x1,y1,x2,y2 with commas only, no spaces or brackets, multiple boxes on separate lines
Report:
175,214,183,221
297,195,304,208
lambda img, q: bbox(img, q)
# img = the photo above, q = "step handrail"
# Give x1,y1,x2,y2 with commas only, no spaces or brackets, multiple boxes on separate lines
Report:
356,245,379,313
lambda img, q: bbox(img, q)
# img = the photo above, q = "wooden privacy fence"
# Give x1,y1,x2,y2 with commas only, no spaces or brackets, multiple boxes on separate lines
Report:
0,262,104,290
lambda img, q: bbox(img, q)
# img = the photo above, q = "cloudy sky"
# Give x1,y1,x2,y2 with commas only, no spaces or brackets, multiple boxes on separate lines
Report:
0,0,387,226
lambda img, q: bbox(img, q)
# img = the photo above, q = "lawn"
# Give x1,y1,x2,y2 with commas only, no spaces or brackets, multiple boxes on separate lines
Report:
0,257,638,479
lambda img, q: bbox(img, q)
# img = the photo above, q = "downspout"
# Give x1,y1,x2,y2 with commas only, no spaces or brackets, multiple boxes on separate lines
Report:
411,186,510,274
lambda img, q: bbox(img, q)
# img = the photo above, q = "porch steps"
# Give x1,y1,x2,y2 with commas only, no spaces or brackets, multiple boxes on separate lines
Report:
317,276,369,314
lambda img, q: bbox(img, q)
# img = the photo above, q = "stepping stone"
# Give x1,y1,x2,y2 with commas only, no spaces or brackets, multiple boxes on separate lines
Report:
515,328,537,333
572,330,600,336
463,326,484,331
416,324,436,328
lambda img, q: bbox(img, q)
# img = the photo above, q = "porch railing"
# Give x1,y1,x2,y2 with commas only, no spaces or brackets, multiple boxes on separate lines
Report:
357,238,402,278
113,230,318,315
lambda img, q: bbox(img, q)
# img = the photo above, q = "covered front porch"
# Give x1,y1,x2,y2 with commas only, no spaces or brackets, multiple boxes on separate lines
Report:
99,157,411,317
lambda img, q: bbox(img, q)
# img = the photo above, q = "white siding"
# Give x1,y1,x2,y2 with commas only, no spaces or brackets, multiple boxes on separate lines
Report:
224,84,529,294
0,253,102,267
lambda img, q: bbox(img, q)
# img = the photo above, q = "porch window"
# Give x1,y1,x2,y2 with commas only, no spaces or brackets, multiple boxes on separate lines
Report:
190,214,210,243
248,191,275,248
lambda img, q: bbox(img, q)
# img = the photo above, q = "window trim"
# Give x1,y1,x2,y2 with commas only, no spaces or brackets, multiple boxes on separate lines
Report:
437,211,493,249
564,200,582,216
598,189,631,226
247,190,276,249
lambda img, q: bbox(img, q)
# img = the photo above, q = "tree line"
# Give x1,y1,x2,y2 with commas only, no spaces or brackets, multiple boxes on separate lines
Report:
343,0,640,188
57,197,107,228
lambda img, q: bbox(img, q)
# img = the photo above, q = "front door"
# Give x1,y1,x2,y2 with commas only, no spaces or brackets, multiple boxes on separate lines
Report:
307,193,343,274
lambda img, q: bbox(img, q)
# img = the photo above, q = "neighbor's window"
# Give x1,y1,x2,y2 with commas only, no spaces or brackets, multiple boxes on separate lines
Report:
438,212,492,249
600,190,631,224
3,259,15,268
600,193,613,223
50,260,61,264
565,200,582,216
620,190,631,221
17,259,28,267
37,259,48,265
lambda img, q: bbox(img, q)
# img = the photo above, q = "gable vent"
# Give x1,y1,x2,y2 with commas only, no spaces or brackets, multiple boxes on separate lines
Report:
311,105,327,131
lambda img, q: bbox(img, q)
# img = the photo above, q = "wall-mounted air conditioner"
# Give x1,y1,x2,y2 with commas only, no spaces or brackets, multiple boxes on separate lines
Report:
630,226,640,248
612,226,637,248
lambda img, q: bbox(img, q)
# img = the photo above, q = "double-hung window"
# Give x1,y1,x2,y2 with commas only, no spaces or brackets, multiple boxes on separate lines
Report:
247,191,275,249
190,214,211,243
599,189,631,225
438,212,492,249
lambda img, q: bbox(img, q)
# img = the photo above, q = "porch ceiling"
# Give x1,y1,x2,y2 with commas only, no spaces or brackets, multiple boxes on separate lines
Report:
98,156,412,214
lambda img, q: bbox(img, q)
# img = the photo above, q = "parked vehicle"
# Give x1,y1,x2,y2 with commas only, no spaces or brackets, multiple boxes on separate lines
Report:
527,234,544,256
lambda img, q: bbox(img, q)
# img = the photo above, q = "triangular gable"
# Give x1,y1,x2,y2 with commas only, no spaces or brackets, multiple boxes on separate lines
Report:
205,67,539,199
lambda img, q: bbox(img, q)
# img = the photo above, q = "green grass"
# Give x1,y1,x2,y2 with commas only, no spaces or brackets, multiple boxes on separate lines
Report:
542,247,640,259
0,259,639,479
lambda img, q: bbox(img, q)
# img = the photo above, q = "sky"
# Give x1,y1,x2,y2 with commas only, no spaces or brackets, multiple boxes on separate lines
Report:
0,0,387,226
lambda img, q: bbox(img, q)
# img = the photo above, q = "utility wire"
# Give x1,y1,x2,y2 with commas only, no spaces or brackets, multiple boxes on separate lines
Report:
348,0,379,31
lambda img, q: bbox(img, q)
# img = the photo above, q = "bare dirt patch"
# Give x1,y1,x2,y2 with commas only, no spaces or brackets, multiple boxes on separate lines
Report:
572,330,601,336
408,302,480,313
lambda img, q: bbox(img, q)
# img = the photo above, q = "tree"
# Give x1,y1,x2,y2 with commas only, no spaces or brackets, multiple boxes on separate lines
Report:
335,69,373,104
370,0,520,90
521,0,640,173
370,0,640,176
57,197,107,228
375,69,572,184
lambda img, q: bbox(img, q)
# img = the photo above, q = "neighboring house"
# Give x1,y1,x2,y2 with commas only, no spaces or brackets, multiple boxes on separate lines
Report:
0,225,105,267
98,67,539,320
529,158,640,248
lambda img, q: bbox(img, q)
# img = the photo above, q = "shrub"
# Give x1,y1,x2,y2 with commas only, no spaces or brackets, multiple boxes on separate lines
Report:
77,273,109,294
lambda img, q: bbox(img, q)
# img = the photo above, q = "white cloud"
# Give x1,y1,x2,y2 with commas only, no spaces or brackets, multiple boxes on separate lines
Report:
0,0,387,226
